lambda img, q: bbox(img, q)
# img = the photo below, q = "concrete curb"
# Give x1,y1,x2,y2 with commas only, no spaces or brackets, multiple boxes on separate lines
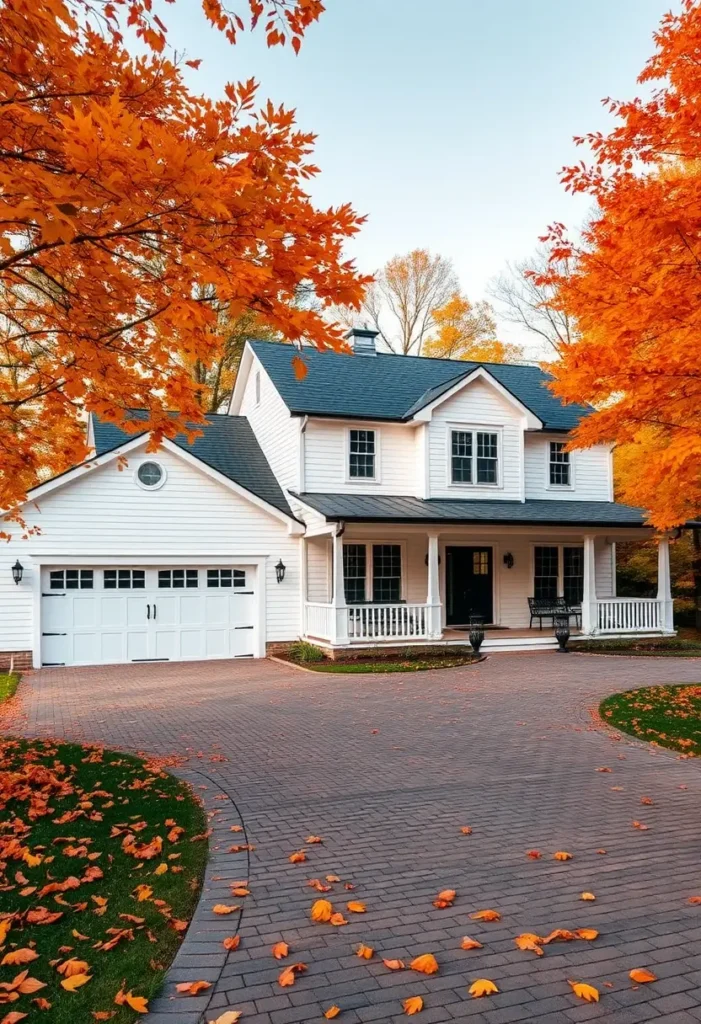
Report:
145,768,248,1024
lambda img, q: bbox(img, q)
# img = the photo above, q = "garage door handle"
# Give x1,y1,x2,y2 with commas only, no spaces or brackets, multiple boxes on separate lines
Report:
147,604,150,620
153,604,157,621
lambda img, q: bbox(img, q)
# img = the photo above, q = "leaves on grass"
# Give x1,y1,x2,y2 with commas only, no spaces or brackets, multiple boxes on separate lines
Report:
568,980,599,1002
60,973,91,992
470,909,500,922
0,951,38,967
115,988,149,1013
403,996,423,1014
57,958,89,977
271,941,289,959
468,979,498,997
629,968,657,983
410,954,439,974
460,937,483,950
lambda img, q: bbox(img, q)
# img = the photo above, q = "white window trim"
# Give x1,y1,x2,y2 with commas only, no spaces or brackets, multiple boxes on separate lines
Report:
545,439,575,491
342,541,406,603
529,542,584,600
345,427,381,485
134,460,167,491
445,423,503,490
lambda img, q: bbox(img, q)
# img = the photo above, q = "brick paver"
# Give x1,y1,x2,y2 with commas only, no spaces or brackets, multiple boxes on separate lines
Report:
5,652,701,1023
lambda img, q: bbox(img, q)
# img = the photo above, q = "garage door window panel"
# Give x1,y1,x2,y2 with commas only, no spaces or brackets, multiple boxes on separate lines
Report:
50,569,94,590
104,569,145,590
207,568,246,588
158,569,199,589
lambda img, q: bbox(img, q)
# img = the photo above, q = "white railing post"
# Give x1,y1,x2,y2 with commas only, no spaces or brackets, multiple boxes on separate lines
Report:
330,531,348,645
657,533,675,633
426,533,442,639
581,534,597,634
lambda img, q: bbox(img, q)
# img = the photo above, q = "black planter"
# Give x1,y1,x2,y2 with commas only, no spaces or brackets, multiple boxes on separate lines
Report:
468,614,485,655
554,614,570,653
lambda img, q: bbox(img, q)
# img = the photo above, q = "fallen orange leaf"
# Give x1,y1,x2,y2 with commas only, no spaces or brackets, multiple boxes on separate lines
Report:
580,892,596,901
355,944,373,960
460,827,472,835
124,992,148,1014
553,851,572,861
470,909,500,922
60,973,91,992
324,1007,341,1020
175,981,211,996
460,937,483,950
410,954,439,975
433,889,456,909
154,863,168,876
326,874,340,883
0,951,37,967
288,851,306,864
541,929,576,944
629,968,657,984
223,936,240,951
271,942,289,959
573,928,599,940
311,899,333,923
346,901,366,913
329,912,347,926
568,980,599,1002
212,905,238,915
382,958,405,969
403,996,423,1015
278,963,307,988
209,1013,242,1024
514,934,544,956
632,821,649,831
0,1013,28,1024
306,836,323,844
526,850,541,859
57,959,89,977
308,879,332,893
469,979,498,997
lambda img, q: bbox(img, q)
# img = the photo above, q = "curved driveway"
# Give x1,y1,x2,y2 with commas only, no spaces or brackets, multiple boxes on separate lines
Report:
8,653,701,1024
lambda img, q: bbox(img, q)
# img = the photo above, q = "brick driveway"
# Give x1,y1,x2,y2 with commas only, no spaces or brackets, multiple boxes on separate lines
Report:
7,653,701,1024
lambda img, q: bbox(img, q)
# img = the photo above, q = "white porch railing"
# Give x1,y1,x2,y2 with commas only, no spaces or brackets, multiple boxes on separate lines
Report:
348,603,429,641
304,602,431,643
596,598,662,633
304,602,335,641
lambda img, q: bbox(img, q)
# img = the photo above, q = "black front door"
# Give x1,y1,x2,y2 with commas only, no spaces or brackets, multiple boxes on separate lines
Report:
446,547,493,625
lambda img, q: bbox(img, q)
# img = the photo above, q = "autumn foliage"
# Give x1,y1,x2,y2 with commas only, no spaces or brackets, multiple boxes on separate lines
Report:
0,0,368,520
537,0,701,527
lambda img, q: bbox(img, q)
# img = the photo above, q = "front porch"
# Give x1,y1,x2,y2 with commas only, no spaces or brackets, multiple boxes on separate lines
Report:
300,524,675,653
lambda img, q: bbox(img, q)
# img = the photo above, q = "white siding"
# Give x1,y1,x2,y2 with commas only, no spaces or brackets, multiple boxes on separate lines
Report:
306,536,330,603
0,444,300,654
524,434,612,501
239,357,299,497
427,379,524,500
595,538,615,598
303,420,418,495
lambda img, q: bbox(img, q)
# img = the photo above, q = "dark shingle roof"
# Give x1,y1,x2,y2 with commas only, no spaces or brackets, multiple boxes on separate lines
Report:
293,492,649,527
91,412,294,518
250,340,591,430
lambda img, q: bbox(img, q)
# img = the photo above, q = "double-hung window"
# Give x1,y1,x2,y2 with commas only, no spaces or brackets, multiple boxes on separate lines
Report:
342,543,401,603
348,429,376,479
549,441,571,486
343,545,366,603
450,430,499,485
563,547,584,605
533,547,558,600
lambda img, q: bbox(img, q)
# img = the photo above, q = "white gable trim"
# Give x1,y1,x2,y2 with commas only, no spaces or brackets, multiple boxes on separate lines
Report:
410,366,543,429
229,342,256,415
24,433,302,532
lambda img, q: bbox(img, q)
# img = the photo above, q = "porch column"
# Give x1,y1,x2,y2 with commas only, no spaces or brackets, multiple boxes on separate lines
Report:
581,534,597,634
426,533,442,639
657,533,674,633
330,531,349,645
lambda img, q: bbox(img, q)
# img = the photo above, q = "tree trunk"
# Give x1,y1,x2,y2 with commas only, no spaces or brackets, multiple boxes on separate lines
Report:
693,527,701,632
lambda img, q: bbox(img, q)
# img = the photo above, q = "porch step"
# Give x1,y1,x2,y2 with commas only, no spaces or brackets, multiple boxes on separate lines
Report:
481,634,559,653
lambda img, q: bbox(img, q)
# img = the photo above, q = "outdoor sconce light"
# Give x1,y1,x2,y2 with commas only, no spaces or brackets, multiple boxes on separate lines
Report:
275,559,286,584
503,552,514,569
11,560,23,585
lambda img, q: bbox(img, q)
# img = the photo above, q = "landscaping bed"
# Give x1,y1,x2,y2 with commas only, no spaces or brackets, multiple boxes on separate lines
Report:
0,673,20,703
279,642,482,673
576,636,701,656
600,684,701,755
0,738,207,1022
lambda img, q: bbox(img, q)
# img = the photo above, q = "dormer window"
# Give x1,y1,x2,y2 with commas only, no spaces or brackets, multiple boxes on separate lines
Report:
450,429,499,486
549,441,571,486
349,429,376,479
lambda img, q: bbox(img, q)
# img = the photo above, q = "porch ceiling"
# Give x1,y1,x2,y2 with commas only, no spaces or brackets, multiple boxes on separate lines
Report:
293,493,649,528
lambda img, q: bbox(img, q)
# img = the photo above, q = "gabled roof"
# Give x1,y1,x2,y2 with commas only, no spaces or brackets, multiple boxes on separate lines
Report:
292,492,649,528
91,412,293,518
249,340,591,431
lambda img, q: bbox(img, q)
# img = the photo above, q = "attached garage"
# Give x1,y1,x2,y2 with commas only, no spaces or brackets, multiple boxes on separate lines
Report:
40,563,261,667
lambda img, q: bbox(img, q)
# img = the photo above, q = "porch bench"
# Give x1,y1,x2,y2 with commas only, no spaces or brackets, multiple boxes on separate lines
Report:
528,596,580,630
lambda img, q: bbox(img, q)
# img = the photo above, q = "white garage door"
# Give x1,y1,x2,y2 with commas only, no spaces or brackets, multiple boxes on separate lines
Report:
41,565,258,667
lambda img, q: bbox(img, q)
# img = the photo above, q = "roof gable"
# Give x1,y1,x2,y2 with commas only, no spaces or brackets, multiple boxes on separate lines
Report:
90,413,294,518
406,365,543,427
248,340,591,430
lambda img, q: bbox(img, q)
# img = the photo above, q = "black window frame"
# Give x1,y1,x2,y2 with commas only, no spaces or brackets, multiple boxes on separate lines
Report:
476,431,499,484
549,441,571,487
348,429,376,479
49,569,94,590
207,568,246,589
104,568,146,590
563,546,584,605
343,544,367,603
372,544,401,604
533,546,558,601
451,430,472,483
158,568,199,589
450,429,499,485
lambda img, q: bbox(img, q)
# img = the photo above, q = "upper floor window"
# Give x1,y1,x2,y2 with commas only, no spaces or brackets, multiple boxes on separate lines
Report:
450,430,499,485
549,441,570,486
349,429,376,479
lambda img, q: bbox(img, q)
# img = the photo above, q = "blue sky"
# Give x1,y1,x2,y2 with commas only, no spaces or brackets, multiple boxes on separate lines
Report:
165,0,674,347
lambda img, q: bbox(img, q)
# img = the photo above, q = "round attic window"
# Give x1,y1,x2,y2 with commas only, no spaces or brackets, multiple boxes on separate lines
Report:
136,461,165,489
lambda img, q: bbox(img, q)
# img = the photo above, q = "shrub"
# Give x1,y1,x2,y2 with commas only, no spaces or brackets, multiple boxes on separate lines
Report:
289,641,326,663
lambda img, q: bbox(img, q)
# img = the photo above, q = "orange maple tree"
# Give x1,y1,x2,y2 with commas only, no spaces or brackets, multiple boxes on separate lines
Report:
536,0,701,528
0,0,368,521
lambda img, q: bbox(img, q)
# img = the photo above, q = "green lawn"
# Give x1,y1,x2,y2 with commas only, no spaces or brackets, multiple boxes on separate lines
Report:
600,684,701,755
301,655,480,673
0,673,20,702
577,636,701,656
0,738,207,1022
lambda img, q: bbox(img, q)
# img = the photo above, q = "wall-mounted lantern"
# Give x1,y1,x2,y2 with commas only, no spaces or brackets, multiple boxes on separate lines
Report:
12,560,23,585
503,552,514,569
275,559,286,584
